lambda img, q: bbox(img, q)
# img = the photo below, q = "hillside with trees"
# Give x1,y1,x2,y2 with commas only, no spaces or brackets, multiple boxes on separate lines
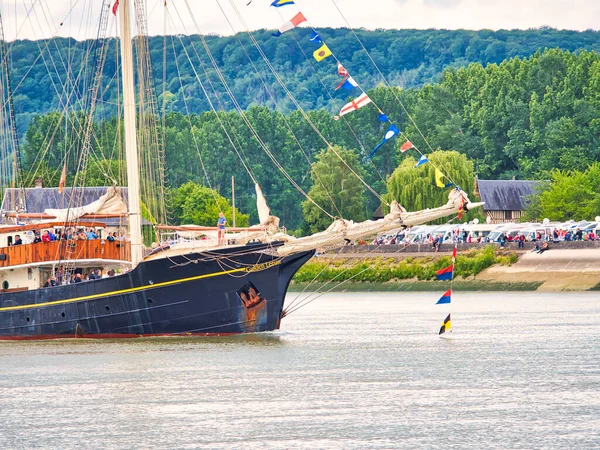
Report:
9,27,600,135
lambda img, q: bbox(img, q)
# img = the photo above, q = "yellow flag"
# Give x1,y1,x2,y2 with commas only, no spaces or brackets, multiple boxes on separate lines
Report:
313,44,332,62
435,168,445,188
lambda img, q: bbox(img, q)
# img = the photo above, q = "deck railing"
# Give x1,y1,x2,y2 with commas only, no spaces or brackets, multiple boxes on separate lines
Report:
0,240,131,268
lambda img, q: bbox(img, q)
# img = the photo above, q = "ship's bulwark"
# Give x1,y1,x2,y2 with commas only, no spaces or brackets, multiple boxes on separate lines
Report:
0,244,315,339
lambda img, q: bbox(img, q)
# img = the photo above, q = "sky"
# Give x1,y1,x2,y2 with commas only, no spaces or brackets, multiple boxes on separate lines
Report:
1,0,600,41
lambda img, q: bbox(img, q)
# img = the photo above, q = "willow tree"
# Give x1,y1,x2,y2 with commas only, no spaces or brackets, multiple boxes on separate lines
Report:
386,150,476,219
302,146,366,234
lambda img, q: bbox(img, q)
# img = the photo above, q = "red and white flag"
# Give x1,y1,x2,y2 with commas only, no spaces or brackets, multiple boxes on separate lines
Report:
334,92,372,120
400,140,414,152
337,62,349,78
112,0,119,16
272,12,307,36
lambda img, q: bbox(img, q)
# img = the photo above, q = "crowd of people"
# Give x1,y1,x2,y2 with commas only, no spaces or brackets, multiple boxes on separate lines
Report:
42,267,118,288
9,228,124,246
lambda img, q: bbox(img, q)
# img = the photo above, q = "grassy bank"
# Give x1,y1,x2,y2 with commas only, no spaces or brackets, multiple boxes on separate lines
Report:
292,246,518,284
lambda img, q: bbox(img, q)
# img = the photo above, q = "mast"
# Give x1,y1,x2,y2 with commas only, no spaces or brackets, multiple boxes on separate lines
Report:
118,0,143,266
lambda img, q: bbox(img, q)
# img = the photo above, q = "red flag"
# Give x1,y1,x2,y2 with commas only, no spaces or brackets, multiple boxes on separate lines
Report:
112,0,119,16
58,163,67,195
400,140,413,152
452,246,457,260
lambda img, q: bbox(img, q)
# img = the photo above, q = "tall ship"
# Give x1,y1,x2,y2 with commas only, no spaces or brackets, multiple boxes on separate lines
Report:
0,0,481,339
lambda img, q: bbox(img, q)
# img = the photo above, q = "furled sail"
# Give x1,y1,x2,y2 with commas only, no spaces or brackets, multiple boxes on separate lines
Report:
274,189,483,256
255,182,280,231
44,187,128,222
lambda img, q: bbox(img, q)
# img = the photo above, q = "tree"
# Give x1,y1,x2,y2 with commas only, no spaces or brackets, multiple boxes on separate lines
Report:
302,146,367,234
386,150,477,220
524,164,600,221
170,181,249,227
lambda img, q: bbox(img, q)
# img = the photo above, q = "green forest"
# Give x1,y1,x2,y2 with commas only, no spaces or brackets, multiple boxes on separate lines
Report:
11,29,600,231
9,27,600,134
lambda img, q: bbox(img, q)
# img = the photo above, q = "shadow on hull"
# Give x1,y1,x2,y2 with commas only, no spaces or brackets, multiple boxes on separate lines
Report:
0,243,314,340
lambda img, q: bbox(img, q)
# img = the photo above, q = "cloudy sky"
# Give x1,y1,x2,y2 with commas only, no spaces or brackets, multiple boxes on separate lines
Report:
2,0,599,41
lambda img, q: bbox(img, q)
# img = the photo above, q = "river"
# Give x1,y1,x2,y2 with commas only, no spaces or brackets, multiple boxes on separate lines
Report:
0,291,598,449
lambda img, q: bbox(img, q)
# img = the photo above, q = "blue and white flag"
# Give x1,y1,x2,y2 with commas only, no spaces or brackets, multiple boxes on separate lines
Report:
271,0,295,7
310,30,322,44
415,155,429,168
335,76,359,91
367,124,400,160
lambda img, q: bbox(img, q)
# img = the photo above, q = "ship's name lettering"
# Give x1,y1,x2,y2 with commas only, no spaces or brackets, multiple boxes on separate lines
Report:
245,260,281,272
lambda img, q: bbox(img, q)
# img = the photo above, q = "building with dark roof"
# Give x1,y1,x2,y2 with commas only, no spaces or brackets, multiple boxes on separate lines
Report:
474,178,541,224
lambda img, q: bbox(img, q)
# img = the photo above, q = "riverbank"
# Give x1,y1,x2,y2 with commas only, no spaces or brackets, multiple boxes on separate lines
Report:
290,244,600,291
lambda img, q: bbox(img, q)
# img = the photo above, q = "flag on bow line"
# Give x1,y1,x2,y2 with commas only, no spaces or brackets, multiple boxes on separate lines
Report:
439,313,452,335
271,0,295,6
378,112,389,122
366,124,400,160
112,0,119,15
334,92,372,120
313,44,332,62
452,245,457,262
436,289,452,305
435,168,446,188
310,30,323,44
336,76,358,91
272,12,306,37
436,265,454,281
334,62,358,90
400,140,413,152
414,155,428,168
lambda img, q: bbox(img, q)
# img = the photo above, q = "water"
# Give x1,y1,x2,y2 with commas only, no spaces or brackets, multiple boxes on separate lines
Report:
0,291,598,449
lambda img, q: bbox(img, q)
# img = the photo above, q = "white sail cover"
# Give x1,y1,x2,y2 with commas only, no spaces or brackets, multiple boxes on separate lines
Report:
44,187,128,222
255,183,271,224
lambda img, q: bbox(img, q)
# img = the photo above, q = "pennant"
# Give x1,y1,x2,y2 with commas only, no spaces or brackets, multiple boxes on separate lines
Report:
271,0,295,6
435,168,445,188
313,44,332,62
112,0,119,15
378,113,389,122
337,62,348,77
334,92,372,120
439,313,452,335
58,162,67,195
366,125,400,160
436,265,454,281
436,289,452,305
452,245,457,262
414,155,429,168
310,30,322,44
400,140,413,152
272,12,307,37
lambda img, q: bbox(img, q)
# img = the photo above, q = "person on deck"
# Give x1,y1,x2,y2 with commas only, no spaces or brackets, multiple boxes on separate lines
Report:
42,230,51,243
13,235,22,245
87,228,98,240
217,212,227,245
33,232,42,244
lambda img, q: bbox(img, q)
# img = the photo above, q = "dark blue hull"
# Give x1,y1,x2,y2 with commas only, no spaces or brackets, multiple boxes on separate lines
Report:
0,243,314,339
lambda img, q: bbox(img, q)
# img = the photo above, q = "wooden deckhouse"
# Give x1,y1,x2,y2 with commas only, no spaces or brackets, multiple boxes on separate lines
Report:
0,187,133,293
